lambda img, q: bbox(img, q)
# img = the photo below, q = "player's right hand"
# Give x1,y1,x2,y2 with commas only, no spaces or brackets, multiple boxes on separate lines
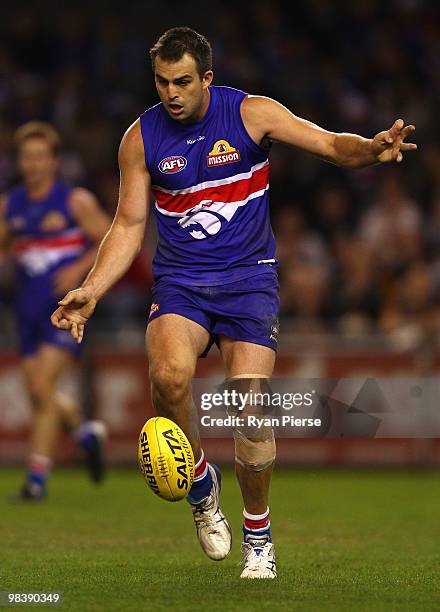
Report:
51,287,97,344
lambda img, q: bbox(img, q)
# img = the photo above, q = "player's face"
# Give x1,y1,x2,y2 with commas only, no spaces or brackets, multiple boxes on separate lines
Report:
18,138,58,187
154,53,213,124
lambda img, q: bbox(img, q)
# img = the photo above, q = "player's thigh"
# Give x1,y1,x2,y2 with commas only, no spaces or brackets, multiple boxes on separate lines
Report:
23,344,75,396
219,337,276,378
147,313,210,380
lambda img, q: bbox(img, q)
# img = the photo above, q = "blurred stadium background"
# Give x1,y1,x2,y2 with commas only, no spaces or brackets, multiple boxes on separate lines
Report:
1,0,440,468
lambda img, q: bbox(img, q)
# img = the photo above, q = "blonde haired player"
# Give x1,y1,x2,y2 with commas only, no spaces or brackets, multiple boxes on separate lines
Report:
0,121,110,500
52,28,416,577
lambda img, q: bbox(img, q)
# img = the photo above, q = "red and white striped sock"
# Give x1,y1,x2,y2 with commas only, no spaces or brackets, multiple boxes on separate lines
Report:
188,449,212,503
243,507,271,534
193,449,208,482
27,454,51,487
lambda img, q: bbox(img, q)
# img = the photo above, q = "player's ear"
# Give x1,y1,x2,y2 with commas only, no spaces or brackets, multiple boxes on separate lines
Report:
202,70,214,89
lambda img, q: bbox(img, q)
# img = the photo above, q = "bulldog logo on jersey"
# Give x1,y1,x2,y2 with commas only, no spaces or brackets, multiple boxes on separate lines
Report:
207,140,241,167
178,207,224,240
177,199,243,240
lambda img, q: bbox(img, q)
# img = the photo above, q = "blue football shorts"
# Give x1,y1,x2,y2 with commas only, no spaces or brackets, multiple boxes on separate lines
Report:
148,270,280,356
17,300,82,358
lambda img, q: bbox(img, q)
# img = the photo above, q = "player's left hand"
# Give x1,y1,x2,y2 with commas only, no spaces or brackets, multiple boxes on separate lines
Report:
51,287,97,343
53,263,84,296
372,119,417,163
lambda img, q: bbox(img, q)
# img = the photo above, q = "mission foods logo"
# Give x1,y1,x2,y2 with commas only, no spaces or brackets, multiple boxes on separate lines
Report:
207,139,241,167
159,155,187,174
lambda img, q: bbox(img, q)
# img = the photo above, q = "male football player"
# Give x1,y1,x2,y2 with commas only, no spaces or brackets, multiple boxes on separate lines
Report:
0,121,110,500
51,28,416,577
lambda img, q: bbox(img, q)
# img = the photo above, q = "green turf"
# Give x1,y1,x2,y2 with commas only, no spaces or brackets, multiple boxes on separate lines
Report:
1,467,440,611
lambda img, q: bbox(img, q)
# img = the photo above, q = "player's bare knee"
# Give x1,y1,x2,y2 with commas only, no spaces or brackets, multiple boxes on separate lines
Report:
26,377,56,409
150,362,192,407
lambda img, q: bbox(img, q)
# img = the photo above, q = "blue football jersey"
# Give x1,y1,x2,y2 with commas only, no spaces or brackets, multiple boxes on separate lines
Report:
140,86,278,286
5,181,87,313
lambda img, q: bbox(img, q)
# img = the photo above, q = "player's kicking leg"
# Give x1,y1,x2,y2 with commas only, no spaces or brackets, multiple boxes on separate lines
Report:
12,344,106,501
220,337,277,579
147,313,232,560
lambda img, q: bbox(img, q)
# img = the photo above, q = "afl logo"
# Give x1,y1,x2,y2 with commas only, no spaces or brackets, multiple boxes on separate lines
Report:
159,156,187,174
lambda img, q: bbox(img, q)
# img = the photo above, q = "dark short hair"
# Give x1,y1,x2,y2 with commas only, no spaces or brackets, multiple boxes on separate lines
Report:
150,27,212,78
14,121,61,155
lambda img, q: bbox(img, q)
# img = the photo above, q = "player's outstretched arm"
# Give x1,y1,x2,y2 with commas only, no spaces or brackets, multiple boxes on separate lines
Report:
51,119,151,343
241,96,417,168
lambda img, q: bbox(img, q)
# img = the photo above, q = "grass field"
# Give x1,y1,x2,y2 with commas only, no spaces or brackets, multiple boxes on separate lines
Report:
1,467,440,611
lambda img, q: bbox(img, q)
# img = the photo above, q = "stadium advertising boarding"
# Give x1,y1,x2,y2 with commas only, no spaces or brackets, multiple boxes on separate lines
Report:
2,349,440,466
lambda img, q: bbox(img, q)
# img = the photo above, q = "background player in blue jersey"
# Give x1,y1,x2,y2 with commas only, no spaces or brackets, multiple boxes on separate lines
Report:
51,28,417,578
0,121,110,500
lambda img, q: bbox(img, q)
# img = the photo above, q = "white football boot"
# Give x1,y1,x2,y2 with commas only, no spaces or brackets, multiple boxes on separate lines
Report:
189,464,232,561
240,535,277,579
